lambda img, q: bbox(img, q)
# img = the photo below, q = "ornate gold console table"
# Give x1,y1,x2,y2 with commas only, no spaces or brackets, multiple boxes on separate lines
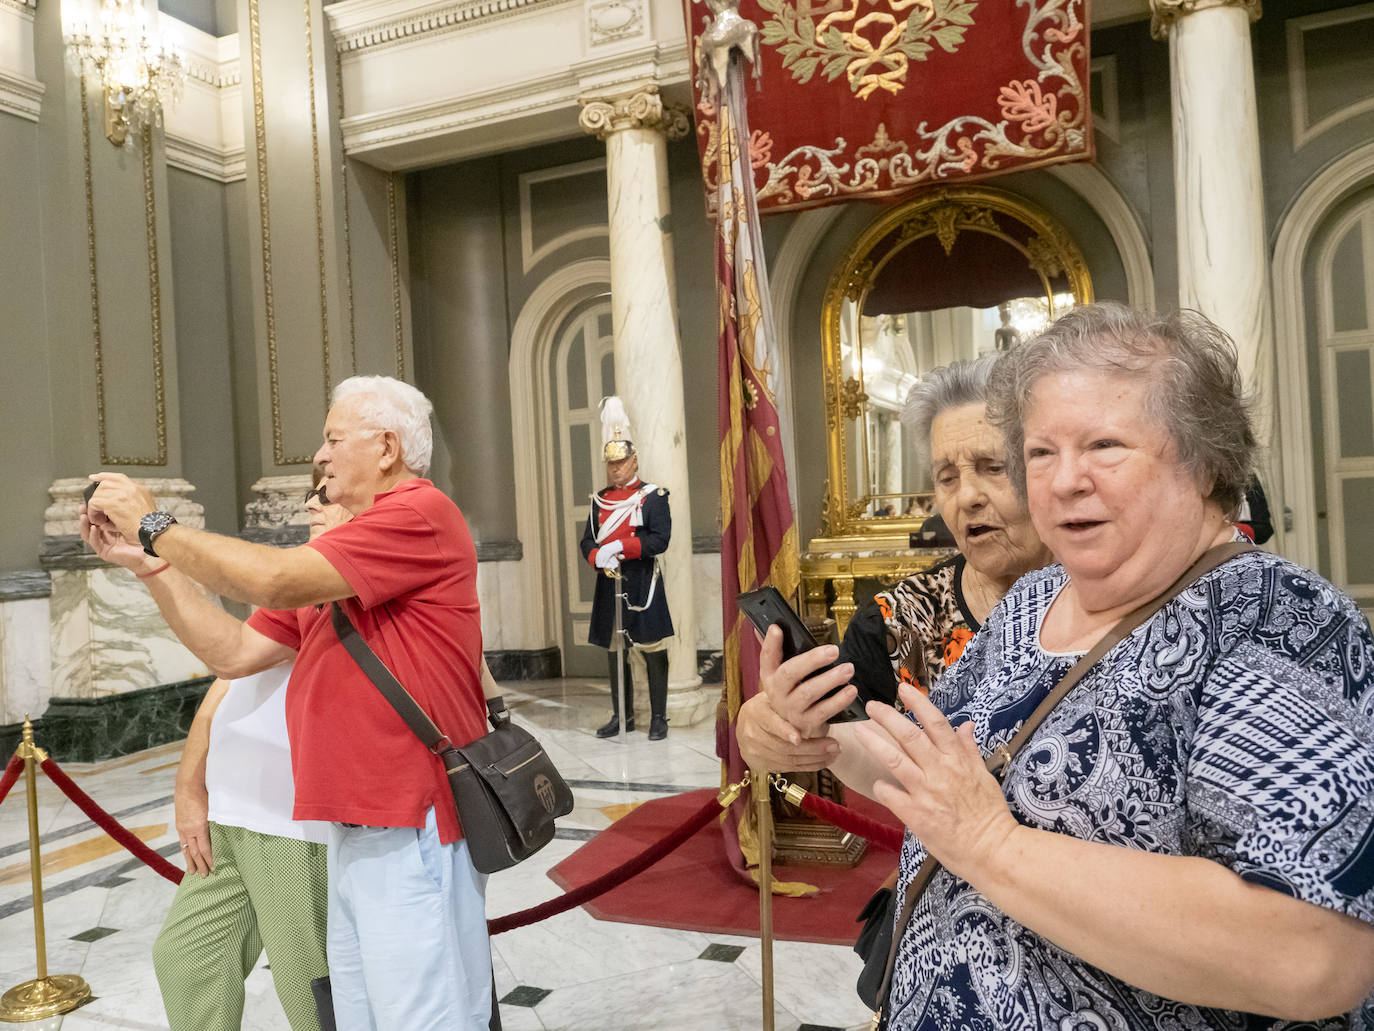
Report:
801,536,956,638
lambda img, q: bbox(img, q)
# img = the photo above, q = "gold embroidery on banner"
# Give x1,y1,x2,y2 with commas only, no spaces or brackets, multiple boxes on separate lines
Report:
757,0,976,100
304,0,332,404
82,81,168,466
387,173,405,379
700,0,1088,213
334,56,357,375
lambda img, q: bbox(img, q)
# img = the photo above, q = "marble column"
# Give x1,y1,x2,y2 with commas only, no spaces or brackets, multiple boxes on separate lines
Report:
1153,0,1274,442
579,86,713,726
42,477,211,700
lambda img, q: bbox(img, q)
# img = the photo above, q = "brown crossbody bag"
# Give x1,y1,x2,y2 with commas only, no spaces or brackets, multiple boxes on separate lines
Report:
867,541,1252,1030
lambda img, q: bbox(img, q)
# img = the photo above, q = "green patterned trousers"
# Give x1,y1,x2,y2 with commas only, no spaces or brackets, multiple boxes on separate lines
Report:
153,822,329,1031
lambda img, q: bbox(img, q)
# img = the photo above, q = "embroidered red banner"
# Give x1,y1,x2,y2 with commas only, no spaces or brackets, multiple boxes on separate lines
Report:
684,0,1092,214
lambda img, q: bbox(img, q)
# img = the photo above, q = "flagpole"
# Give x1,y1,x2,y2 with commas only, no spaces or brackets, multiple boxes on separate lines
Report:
753,765,775,1031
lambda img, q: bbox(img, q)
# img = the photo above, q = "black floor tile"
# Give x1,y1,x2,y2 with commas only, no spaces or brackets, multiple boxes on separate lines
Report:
699,943,746,962
70,926,118,942
500,985,552,1007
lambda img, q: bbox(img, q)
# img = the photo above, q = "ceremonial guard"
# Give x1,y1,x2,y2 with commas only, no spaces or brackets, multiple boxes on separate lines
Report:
580,398,674,740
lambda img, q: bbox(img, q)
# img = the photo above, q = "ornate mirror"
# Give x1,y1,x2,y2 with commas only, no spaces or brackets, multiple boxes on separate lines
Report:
819,186,1093,541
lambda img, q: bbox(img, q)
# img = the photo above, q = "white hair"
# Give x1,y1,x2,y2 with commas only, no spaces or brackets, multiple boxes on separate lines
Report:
332,376,434,476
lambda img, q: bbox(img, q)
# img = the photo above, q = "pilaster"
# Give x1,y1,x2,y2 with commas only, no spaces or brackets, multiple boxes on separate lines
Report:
237,0,354,479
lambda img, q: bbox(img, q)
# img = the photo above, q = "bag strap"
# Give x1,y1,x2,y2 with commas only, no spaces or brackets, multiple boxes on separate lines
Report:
329,601,453,753
869,541,1252,1025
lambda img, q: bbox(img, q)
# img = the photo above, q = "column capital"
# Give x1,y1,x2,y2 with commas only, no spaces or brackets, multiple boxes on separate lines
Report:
1150,0,1260,39
578,85,691,140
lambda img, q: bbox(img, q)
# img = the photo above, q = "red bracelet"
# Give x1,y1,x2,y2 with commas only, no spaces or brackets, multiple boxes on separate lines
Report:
137,562,171,580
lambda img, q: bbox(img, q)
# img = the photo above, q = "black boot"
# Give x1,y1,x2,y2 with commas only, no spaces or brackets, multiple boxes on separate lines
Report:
645,650,669,741
596,650,635,737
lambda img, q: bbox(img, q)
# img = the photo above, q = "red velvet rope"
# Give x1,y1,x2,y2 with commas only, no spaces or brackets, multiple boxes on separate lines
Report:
487,791,721,935
798,790,905,853
0,754,22,809
40,758,185,885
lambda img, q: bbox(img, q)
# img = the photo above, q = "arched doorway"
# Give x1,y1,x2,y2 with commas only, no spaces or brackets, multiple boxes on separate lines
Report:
548,295,617,676
1310,189,1374,614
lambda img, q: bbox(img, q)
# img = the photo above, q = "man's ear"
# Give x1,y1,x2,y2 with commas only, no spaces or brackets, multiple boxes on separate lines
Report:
378,429,403,473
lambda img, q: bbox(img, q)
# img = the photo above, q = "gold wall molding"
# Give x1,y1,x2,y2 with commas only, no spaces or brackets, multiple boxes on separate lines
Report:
304,0,333,403
81,82,168,467
334,55,357,375
387,172,404,379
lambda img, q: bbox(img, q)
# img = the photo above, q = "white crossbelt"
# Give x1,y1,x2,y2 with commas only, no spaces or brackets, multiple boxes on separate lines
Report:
589,482,661,613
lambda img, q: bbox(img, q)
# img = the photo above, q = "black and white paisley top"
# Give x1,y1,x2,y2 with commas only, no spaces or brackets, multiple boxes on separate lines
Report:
887,548,1374,1030
839,554,980,706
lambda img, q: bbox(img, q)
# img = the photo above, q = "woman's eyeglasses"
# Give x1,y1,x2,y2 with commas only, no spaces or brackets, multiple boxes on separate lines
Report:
305,484,330,506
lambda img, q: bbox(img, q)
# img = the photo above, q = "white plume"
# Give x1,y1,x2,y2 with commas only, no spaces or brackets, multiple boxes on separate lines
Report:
599,396,633,447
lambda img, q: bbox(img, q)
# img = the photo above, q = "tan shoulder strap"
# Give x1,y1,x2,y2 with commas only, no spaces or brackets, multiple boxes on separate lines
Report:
869,541,1253,1026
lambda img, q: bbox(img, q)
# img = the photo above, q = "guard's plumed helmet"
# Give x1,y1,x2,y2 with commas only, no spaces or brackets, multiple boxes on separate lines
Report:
600,396,636,462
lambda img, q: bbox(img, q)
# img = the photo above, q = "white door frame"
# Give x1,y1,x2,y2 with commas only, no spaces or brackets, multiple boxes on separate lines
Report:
508,259,612,656
1313,200,1374,597
1271,142,1374,567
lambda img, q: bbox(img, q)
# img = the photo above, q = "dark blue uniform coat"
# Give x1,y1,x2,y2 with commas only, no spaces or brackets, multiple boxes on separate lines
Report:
579,486,674,649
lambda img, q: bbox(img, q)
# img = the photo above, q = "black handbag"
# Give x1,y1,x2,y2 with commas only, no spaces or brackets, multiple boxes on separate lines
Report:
853,873,897,1009
330,603,573,874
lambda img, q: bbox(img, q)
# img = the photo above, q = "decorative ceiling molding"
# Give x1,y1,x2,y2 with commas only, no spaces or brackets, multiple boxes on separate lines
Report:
327,0,575,54
164,136,247,182
337,42,689,167
0,67,43,122
156,15,244,182
0,0,41,122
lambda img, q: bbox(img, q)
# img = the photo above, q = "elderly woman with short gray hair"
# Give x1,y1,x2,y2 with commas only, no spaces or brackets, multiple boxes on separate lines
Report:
739,354,1051,769
756,303,1374,1028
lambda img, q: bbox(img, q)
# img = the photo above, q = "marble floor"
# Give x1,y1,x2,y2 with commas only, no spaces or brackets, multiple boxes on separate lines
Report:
0,678,874,1030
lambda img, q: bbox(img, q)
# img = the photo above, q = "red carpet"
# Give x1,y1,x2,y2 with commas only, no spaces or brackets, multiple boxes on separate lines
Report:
548,788,904,946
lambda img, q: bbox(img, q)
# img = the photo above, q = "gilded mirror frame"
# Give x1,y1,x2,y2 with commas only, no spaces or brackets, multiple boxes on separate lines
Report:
819,185,1094,541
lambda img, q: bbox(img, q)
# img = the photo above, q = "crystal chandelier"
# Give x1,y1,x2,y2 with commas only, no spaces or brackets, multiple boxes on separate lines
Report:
65,0,185,147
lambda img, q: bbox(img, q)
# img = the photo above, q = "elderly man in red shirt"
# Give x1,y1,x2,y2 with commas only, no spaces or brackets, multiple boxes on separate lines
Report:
82,376,492,1031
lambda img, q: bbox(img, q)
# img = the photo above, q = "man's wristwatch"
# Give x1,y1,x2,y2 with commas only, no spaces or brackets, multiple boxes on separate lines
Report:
138,511,178,557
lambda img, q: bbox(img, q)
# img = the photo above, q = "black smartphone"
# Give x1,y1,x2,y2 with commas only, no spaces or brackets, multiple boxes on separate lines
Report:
82,481,100,506
736,586,867,723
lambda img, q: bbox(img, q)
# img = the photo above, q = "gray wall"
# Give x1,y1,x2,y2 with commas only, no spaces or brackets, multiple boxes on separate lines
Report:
0,113,57,570
167,168,241,534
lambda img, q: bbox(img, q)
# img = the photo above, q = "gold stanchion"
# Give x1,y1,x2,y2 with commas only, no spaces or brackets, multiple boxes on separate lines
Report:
753,765,775,1031
0,718,91,1022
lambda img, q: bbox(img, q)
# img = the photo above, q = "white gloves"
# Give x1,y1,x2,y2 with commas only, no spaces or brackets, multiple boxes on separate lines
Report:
595,539,624,570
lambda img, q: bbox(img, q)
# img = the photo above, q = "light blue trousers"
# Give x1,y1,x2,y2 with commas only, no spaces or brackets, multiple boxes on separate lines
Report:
325,808,492,1031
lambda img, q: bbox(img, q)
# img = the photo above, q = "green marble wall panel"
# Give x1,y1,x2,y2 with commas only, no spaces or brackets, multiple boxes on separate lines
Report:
0,675,213,763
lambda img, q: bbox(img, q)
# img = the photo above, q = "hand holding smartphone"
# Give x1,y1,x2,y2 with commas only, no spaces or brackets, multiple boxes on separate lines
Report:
736,586,867,723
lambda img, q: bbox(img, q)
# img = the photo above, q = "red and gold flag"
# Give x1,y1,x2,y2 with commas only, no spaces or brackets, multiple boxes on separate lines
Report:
711,54,808,890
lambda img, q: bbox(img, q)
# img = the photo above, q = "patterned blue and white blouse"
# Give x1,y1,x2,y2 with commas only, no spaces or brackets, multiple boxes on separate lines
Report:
889,548,1374,1030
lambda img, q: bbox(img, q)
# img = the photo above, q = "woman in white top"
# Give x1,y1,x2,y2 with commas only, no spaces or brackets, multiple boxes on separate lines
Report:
151,479,346,1031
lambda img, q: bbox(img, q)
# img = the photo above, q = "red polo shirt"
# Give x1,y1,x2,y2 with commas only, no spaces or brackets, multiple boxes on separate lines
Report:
247,479,484,844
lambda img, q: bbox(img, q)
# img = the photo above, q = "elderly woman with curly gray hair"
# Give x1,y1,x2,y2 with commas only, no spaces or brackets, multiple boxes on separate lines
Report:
751,302,1374,1028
